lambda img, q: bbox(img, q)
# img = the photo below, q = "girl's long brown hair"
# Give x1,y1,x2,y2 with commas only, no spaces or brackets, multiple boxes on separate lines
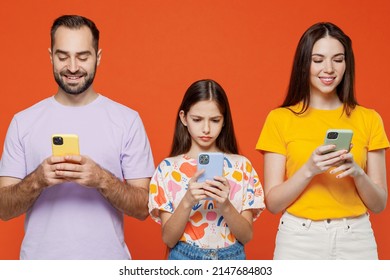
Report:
169,79,238,157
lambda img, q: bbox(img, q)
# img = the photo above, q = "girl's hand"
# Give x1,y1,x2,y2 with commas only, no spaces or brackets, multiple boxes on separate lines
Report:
305,144,349,177
203,176,231,209
183,170,208,207
329,152,364,179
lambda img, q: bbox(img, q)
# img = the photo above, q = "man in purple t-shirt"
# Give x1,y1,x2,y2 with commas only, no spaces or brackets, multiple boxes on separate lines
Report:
0,15,155,259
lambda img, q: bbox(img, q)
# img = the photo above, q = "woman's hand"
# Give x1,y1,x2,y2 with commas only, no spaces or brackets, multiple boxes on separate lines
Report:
330,152,364,178
305,144,349,178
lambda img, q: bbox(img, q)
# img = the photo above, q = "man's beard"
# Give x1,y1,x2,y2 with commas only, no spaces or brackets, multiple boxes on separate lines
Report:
54,67,97,95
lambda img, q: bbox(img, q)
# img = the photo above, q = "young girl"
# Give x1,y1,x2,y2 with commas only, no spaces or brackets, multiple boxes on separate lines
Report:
256,22,389,259
148,79,265,260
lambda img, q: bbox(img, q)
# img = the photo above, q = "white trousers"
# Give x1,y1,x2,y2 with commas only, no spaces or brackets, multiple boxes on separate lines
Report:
274,212,378,260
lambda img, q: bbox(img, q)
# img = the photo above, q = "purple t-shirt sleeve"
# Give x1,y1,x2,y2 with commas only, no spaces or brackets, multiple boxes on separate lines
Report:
0,117,27,179
121,114,155,179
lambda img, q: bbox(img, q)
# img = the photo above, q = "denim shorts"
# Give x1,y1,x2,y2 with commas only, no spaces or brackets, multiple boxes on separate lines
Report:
168,242,246,260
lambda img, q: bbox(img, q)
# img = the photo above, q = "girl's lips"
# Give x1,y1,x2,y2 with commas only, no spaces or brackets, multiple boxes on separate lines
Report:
199,136,212,141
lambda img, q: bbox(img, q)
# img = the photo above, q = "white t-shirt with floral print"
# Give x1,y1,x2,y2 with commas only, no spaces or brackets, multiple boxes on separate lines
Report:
148,154,265,249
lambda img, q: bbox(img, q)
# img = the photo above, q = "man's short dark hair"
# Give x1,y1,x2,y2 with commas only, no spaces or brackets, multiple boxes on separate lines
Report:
51,15,100,52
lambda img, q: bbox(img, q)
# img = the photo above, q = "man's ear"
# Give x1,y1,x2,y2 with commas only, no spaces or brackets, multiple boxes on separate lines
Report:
48,48,53,64
97,49,102,66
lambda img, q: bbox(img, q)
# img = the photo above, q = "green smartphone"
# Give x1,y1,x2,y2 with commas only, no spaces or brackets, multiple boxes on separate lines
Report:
324,129,353,153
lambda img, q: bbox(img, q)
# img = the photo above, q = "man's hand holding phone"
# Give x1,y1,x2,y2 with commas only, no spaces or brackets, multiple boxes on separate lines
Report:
50,134,103,187
52,155,104,188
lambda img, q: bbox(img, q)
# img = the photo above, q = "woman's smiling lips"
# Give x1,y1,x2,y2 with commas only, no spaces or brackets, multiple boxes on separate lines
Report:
319,76,336,85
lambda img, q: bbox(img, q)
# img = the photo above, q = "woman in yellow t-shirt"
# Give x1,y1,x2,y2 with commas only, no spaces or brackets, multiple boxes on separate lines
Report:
256,22,389,259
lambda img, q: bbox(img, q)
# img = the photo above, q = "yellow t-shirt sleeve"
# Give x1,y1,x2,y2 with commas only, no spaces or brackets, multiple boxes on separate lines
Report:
368,110,390,151
256,109,287,155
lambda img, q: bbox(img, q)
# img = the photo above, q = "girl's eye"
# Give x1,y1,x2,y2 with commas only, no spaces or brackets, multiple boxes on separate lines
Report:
192,118,201,122
334,59,344,63
212,119,221,123
313,60,323,64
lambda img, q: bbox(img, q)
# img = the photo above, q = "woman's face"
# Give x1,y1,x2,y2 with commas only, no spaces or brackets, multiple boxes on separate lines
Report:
310,36,346,97
179,100,224,153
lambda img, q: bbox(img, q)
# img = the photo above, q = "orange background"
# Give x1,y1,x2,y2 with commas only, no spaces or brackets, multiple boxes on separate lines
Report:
1,0,389,260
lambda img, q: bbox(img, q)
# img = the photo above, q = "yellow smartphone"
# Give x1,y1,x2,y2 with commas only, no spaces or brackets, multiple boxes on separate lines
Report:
52,134,80,156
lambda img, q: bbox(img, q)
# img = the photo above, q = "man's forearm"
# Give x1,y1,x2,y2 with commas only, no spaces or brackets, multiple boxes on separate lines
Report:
98,169,150,220
0,173,43,221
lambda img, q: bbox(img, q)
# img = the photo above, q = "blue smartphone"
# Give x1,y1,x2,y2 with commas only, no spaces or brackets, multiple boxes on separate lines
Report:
197,152,224,182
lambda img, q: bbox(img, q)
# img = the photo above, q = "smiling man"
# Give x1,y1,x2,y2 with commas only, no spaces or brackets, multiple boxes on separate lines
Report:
50,20,100,99
0,15,155,259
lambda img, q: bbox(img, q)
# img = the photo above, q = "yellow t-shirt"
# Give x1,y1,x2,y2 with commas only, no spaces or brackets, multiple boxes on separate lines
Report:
256,104,389,220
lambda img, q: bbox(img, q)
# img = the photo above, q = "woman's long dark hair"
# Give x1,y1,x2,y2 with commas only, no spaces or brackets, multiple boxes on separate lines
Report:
169,79,238,157
282,22,358,116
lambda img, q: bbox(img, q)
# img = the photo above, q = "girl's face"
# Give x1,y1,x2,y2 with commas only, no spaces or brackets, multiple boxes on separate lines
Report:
310,36,346,97
180,100,224,154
